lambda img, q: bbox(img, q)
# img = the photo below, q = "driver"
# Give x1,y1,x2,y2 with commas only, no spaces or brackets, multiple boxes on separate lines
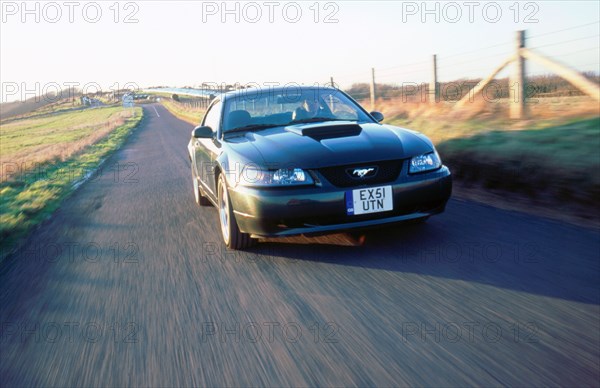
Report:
292,98,325,121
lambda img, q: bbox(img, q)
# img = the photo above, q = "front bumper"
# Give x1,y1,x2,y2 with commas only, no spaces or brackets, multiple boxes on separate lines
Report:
229,165,452,238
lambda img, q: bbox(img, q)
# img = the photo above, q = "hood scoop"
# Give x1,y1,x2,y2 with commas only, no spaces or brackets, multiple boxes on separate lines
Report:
285,121,362,141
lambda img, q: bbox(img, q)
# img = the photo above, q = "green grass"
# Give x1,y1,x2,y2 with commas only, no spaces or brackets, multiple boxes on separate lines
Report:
436,117,600,205
1,106,135,160
0,106,143,259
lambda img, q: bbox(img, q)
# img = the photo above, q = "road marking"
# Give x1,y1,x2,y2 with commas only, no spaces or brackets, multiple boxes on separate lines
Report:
153,106,160,117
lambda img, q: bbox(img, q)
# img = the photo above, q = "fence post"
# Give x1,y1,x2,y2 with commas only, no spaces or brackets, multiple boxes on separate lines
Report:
521,48,600,101
510,30,526,119
370,68,376,111
431,54,439,103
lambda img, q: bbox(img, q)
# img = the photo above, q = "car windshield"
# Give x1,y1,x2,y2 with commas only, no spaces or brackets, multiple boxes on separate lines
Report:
222,88,373,134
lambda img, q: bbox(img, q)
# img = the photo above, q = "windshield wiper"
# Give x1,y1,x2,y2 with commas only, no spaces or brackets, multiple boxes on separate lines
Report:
287,117,357,125
224,124,281,135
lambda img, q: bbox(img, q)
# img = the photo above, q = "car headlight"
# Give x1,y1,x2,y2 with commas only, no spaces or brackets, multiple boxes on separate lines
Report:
409,150,442,174
238,167,314,187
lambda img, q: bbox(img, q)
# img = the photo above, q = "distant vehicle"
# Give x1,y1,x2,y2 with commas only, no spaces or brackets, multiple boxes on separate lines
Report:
188,86,452,249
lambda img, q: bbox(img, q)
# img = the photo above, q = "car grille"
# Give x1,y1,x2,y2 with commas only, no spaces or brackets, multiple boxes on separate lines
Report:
318,160,402,188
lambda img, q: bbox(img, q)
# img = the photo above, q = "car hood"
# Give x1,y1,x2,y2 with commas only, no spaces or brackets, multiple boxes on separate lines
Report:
225,121,434,169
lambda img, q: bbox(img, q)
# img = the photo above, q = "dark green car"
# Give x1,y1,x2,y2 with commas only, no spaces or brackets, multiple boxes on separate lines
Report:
188,86,452,249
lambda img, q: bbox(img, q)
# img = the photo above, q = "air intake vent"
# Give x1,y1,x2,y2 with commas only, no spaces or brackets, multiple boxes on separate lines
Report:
286,123,362,140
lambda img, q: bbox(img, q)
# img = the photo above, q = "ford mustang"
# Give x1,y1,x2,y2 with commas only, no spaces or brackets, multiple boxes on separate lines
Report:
188,86,452,249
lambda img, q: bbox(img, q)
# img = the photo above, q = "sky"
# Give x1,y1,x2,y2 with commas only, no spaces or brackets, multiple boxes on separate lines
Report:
1,0,599,102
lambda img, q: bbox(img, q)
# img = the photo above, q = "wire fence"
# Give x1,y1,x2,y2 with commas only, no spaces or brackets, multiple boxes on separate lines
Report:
328,21,600,107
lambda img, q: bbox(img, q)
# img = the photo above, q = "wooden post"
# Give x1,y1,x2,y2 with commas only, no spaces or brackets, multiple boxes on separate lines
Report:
430,54,438,103
370,68,376,111
454,55,514,109
510,30,526,119
521,48,600,101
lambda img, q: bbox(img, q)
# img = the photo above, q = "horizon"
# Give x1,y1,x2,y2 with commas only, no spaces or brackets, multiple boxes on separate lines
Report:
1,1,599,103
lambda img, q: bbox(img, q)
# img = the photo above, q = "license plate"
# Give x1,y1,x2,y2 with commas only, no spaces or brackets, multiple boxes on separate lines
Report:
346,185,393,215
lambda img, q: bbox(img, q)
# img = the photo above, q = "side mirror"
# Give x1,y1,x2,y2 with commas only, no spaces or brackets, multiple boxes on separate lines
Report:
192,126,213,138
370,111,384,122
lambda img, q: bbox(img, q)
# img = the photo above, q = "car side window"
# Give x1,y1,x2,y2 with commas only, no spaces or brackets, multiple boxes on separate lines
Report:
202,100,222,133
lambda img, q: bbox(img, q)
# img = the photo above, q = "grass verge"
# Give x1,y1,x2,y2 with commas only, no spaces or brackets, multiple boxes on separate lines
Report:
437,117,600,221
159,98,205,125
0,107,143,260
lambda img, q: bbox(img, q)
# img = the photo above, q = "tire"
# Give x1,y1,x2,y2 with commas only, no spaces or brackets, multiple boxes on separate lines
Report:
192,165,211,206
217,174,256,250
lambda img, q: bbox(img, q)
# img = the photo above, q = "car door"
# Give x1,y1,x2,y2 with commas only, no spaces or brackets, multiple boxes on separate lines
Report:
194,99,222,200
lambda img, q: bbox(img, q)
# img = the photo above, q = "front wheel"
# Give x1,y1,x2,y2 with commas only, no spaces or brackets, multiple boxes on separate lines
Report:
217,174,256,250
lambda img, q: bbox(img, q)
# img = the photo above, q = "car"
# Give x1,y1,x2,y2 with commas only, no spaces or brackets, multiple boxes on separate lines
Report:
188,86,452,249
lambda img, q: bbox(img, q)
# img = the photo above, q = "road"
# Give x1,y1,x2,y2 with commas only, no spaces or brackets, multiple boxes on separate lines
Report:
1,104,598,386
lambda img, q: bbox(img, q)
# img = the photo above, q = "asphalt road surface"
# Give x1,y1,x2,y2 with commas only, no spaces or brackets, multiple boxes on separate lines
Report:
1,104,598,387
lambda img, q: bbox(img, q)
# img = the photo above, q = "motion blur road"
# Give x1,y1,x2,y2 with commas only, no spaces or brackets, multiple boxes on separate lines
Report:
1,104,598,386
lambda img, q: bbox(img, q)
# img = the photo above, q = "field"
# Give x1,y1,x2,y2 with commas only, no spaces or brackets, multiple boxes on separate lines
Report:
1,106,139,170
0,104,143,257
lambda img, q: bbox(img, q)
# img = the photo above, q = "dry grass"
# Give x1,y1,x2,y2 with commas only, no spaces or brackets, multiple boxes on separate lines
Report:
160,98,206,125
364,95,600,144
